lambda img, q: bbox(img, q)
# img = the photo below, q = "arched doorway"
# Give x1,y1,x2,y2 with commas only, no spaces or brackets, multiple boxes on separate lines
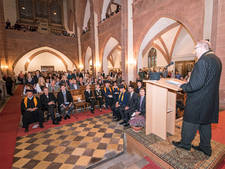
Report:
102,37,121,74
138,17,195,72
13,46,75,75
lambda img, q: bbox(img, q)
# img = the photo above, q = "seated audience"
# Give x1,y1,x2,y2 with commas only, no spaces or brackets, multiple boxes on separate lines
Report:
129,88,146,128
120,85,139,126
94,84,104,111
111,85,128,121
135,80,142,93
48,79,60,93
40,87,59,125
35,77,46,94
21,89,44,132
57,83,74,120
103,81,114,109
25,72,34,85
112,82,119,104
84,84,96,113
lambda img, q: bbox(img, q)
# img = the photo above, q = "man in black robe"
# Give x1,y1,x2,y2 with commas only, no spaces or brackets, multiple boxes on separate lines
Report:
21,89,44,132
172,40,222,156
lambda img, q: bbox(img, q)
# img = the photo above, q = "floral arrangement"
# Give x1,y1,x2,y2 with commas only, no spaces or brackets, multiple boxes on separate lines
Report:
129,115,145,127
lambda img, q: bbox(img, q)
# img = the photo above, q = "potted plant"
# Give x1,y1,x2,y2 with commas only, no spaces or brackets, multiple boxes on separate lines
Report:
129,115,145,132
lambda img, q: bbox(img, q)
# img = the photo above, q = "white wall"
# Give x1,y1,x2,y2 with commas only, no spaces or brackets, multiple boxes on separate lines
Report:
28,52,66,72
101,0,110,20
137,17,176,70
85,47,92,71
3,0,17,25
103,37,119,74
63,0,75,34
83,0,90,30
112,49,121,69
172,27,195,61
14,47,75,75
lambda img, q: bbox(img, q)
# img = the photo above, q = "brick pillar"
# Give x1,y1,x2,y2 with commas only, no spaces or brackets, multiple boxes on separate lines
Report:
121,0,136,83
0,0,6,74
89,0,96,75
211,0,225,109
121,0,128,82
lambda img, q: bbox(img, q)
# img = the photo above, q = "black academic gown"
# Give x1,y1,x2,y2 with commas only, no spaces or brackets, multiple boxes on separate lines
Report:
21,96,44,129
181,51,222,124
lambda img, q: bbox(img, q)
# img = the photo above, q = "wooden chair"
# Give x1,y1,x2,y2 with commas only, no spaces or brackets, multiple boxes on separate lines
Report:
73,94,87,113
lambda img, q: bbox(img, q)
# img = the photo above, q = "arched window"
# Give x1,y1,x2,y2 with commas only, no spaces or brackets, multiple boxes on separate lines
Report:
148,48,157,68
106,1,121,18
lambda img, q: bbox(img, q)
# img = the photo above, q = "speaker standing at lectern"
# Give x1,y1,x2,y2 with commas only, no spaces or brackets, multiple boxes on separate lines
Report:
172,40,222,156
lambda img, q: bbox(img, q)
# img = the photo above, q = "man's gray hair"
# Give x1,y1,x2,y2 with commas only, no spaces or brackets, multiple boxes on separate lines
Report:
197,40,211,50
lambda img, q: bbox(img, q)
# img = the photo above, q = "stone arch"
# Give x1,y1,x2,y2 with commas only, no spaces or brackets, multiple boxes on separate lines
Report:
136,17,196,70
13,46,76,75
84,46,92,71
102,37,119,74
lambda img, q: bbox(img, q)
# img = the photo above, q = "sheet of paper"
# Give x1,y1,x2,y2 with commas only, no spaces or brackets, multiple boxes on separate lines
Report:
166,80,182,86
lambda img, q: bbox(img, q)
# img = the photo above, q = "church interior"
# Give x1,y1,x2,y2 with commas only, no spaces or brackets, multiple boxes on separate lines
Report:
0,0,225,169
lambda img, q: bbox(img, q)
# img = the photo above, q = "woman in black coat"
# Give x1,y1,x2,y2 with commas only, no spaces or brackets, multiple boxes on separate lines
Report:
84,84,95,113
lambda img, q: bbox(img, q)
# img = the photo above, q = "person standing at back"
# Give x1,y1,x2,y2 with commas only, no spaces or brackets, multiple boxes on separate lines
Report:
172,40,222,157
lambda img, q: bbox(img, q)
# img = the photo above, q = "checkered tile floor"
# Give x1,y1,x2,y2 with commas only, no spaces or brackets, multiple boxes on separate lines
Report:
12,113,124,169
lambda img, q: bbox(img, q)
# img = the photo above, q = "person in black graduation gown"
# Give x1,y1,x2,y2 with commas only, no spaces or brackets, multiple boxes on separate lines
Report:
112,82,119,104
120,84,139,126
172,40,222,156
94,84,104,111
21,89,44,132
111,84,128,121
40,87,59,125
84,84,96,113
102,81,114,109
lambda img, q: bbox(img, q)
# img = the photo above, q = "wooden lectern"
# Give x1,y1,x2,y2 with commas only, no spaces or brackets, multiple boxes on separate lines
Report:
143,79,183,140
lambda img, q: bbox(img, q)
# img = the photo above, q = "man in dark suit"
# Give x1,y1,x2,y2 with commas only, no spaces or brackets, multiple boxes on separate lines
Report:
40,87,59,125
57,83,74,120
134,80,143,94
172,40,222,156
120,84,139,126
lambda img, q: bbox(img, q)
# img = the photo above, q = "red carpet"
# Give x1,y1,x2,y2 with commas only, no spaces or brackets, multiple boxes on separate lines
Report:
0,86,22,169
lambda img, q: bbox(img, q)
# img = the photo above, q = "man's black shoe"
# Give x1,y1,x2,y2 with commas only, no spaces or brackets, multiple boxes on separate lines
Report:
172,141,191,151
119,121,126,125
192,145,212,156
39,123,44,128
53,121,59,125
115,118,121,122
64,116,67,120
67,115,71,119
123,123,130,127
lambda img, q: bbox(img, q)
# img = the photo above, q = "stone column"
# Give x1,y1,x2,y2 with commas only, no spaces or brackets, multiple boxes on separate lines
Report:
121,0,136,83
0,0,7,74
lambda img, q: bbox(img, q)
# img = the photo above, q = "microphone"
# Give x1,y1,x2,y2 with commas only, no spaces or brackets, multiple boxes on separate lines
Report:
165,61,174,69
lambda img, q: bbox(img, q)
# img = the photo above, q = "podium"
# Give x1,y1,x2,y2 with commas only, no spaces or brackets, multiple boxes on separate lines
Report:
143,79,183,140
